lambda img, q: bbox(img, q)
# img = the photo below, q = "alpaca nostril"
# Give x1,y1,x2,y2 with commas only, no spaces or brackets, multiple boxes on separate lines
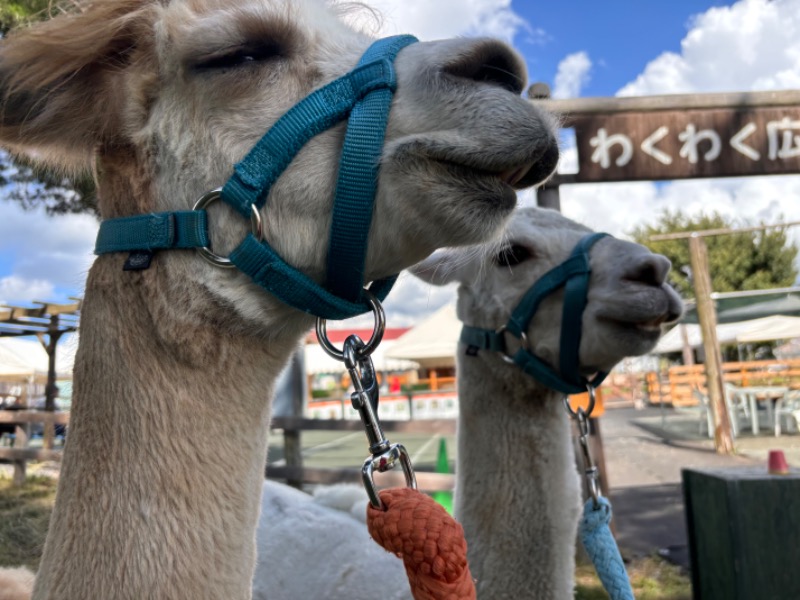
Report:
625,254,671,287
443,40,526,94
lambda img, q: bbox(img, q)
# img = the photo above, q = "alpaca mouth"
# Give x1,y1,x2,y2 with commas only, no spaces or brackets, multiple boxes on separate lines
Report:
499,164,531,187
394,136,559,191
498,142,559,189
601,312,671,336
634,314,671,332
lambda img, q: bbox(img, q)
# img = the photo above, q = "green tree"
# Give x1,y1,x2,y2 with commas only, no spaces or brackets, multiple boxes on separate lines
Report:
630,209,798,299
0,0,98,215
0,0,52,35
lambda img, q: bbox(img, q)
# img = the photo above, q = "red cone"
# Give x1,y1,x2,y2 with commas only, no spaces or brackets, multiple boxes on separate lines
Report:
768,450,790,475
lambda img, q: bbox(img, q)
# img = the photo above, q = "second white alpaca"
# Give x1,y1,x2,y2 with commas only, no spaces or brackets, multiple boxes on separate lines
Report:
253,207,683,599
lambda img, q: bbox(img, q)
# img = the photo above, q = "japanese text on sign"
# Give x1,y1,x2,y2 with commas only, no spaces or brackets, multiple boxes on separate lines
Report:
572,108,800,182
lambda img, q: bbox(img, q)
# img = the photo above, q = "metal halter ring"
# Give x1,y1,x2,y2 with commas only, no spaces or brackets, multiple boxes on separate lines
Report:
316,289,386,361
563,384,597,419
193,188,263,268
496,324,530,365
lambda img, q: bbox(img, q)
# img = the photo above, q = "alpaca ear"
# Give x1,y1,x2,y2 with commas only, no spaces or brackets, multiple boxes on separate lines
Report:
410,250,470,286
0,4,151,170
0,66,125,170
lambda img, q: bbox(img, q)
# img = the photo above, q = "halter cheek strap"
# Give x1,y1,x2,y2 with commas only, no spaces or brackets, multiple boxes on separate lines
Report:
460,232,610,395
94,35,418,321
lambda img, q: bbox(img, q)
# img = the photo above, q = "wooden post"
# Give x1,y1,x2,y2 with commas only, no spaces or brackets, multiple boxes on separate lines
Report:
37,320,64,451
680,324,695,366
529,82,563,212
12,423,28,486
283,350,306,489
689,235,735,454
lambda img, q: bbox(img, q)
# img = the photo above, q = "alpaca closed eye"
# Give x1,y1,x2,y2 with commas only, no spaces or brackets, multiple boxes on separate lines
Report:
494,244,534,267
194,43,283,71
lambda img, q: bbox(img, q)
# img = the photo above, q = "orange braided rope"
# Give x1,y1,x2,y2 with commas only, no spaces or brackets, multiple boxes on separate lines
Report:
366,488,476,600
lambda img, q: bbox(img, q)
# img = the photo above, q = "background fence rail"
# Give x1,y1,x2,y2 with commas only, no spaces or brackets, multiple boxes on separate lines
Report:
0,410,68,484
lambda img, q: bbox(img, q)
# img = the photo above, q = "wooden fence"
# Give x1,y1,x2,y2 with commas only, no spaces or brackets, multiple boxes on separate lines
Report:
646,359,800,406
0,410,68,485
267,417,457,492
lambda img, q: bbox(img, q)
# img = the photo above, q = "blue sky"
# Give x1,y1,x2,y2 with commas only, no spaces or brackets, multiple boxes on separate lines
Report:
514,1,731,97
1,0,800,326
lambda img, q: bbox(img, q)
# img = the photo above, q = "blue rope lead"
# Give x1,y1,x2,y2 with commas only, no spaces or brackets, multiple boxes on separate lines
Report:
578,497,634,600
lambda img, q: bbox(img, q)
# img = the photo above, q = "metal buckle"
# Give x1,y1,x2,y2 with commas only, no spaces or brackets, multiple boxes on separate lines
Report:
495,324,530,365
193,188,263,268
564,386,601,506
563,383,597,419
362,444,417,509
316,289,386,360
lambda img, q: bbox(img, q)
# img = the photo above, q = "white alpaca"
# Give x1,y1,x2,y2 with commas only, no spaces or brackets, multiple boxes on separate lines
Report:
252,207,683,599
0,567,35,600
0,1,559,598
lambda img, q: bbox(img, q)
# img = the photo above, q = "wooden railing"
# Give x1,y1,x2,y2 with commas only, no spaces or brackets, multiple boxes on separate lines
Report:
646,359,800,406
415,375,456,391
0,410,68,484
267,417,456,492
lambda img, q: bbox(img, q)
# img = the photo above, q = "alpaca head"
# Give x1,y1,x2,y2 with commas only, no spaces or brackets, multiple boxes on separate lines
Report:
413,207,684,378
0,0,559,327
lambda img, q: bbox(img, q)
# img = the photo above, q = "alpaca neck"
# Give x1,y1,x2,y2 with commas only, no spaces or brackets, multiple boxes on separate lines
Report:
33,152,312,600
455,350,581,600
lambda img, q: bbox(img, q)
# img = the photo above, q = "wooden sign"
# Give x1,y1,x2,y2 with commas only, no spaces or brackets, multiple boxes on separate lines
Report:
572,107,800,182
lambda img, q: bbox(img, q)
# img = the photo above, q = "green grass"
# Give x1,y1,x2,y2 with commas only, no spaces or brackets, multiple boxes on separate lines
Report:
0,475,57,571
576,555,692,599
0,475,693,598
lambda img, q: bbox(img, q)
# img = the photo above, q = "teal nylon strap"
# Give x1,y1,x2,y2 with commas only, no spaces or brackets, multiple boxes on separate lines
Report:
94,36,417,321
94,211,208,254
579,498,635,600
221,34,418,218
459,232,610,395
325,35,418,302
230,234,397,320
459,327,507,353
557,232,609,387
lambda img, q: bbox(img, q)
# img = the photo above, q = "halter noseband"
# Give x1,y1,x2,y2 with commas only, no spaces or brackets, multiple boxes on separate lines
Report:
94,35,418,320
460,232,610,395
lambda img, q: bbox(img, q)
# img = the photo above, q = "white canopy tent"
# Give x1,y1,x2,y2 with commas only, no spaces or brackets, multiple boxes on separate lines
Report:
0,337,76,383
384,303,461,369
304,341,419,375
653,316,800,354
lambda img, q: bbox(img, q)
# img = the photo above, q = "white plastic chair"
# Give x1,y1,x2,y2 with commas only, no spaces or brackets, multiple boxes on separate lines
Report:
723,383,752,436
691,388,715,439
774,390,800,436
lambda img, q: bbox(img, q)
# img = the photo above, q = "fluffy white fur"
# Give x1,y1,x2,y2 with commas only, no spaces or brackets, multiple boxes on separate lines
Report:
0,567,35,600
0,1,559,598
252,207,683,599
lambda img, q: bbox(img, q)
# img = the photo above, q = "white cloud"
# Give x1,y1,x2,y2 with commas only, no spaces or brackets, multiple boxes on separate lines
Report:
552,51,592,99
345,272,458,329
0,200,97,302
558,0,800,280
0,275,55,304
618,0,800,96
353,0,527,42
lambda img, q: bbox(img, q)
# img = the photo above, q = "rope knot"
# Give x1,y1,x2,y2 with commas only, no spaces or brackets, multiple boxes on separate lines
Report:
367,488,476,600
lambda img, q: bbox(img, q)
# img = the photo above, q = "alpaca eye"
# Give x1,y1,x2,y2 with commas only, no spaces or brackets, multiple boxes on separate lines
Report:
494,244,534,268
194,42,283,71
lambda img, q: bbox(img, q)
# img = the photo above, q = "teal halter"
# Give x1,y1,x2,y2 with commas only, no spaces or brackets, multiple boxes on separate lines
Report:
460,232,610,395
95,35,418,320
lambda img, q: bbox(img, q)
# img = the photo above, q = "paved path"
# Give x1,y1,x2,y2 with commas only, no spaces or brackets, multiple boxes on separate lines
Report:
601,406,799,568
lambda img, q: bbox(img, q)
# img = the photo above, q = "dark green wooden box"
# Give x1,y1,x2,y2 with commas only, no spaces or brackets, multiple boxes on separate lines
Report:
682,467,800,600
